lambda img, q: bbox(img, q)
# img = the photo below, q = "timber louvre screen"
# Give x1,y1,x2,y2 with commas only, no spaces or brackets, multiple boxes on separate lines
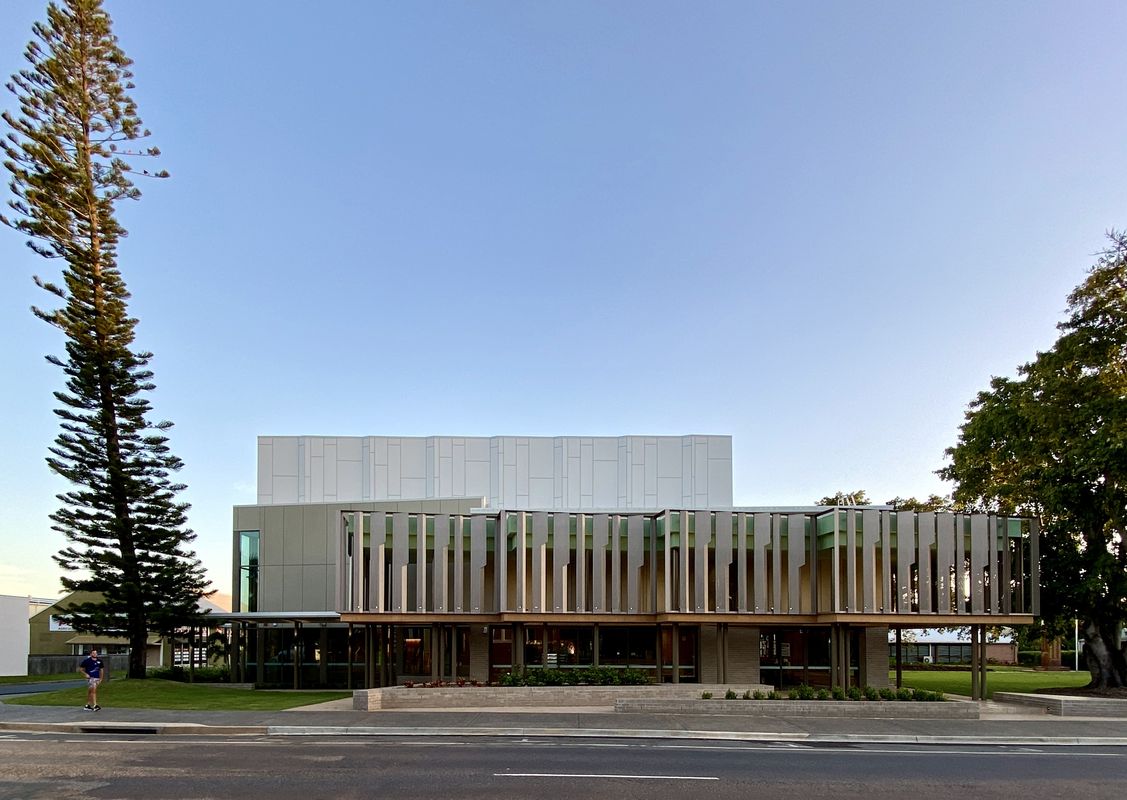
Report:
339,509,1036,619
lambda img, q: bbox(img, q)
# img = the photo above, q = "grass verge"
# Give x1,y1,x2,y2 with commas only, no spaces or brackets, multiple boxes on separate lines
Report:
4,679,350,711
892,667,1091,699
0,674,79,685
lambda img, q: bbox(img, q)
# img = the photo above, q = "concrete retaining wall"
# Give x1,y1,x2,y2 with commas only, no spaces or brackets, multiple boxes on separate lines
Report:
616,698,978,719
353,683,772,711
994,692,1127,718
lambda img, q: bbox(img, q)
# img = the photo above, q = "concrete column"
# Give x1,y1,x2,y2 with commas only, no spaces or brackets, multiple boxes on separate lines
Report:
970,625,980,700
451,626,459,680
671,623,680,683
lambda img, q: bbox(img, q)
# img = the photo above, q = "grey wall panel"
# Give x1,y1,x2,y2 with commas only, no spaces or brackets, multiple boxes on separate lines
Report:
1030,517,1040,615
714,511,732,612
262,566,283,611
611,515,622,613
496,511,508,611
786,514,805,613
771,514,782,613
470,514,487,612
986,515,997,614
753,513,769,613
591,514,608,612
896,511,914,613
935,512,954,614
531,512,549,613
1001,516,1013,614
627,515,644,613
515,513,527,612
283,565,303,610
678,511,690,613
453,515,465,612
392,512,409,613
258,434,734,509
576,514,586,612
663,512,672,612
303,565,329,611
917,512,935,614
416,514,429,613
334,511,346,612
880,511,892,612
552,512,570,613
861,509,878,613
737,513,748,612
434,514,450,613
262,507,284,566
970,514,987,614
371,512,386,613
694,511,710,612
350,511,363,612
955,514,967,613
845,511,857,612
302,505,329,565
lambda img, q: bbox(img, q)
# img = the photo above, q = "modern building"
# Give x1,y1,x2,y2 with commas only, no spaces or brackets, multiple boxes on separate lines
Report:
226,434,1040,691
0,594,40,677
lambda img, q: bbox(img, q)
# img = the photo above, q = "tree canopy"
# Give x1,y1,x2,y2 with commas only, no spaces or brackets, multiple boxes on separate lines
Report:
941,231,1127,688
3,0,208,678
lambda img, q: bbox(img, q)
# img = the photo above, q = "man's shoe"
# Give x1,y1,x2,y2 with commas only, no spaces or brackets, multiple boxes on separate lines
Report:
92,705,101,711
83,705,93,711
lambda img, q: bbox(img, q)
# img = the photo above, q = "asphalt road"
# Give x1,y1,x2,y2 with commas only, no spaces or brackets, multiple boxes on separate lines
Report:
0,680,85,696
0,734,1125,800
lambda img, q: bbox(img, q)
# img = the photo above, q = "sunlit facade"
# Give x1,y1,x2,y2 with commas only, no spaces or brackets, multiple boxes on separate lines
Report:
226,435,1039,691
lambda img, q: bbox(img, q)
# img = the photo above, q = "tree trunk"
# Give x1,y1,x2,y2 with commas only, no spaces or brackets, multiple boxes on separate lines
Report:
129,625,147,679
1084,621,1125,689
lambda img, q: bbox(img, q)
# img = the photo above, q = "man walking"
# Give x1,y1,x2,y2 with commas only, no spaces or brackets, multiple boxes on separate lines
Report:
79,648,104,711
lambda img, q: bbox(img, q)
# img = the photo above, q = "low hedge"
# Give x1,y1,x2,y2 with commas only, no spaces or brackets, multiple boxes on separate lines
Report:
498,666,652,686
147,666,231,683
706,685,945,702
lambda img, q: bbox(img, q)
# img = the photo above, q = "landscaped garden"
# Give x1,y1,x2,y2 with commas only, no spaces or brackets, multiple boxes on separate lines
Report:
892,667,1091,699
4,679,349,711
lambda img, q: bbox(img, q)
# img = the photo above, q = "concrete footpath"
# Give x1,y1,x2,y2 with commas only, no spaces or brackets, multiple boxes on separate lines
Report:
1,697,1126,746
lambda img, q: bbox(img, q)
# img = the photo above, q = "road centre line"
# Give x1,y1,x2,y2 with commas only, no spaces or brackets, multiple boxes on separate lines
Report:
496,773,718,780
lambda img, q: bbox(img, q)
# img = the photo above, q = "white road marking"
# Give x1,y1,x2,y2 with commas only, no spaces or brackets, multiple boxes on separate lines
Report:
497,773,718,780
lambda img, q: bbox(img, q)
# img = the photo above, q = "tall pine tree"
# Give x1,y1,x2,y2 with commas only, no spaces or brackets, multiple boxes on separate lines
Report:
2,0,209,679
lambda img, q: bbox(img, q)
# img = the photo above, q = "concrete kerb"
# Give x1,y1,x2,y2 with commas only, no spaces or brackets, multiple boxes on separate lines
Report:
4,719,1127,746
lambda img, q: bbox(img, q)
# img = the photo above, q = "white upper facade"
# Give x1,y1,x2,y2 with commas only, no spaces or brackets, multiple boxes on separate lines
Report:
257,435,733,510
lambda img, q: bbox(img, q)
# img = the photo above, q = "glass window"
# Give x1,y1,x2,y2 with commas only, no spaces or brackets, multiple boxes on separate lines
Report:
239,531,260,612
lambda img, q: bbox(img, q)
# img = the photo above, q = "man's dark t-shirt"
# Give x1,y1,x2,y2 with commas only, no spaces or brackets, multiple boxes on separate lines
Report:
81,656,103,679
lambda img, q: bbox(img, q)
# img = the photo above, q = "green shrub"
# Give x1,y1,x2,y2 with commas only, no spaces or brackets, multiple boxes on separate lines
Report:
147,666,230,683
725,688,738,699
831,686,846,700
896,687,915,701
701,691,713,699
863,685,880,701
767,690,781,700
879,687,897,700
498,666,651,687
742,690,753,700
752,690,766,700
789,684,815,700
814,688,831,700
846,686,863,701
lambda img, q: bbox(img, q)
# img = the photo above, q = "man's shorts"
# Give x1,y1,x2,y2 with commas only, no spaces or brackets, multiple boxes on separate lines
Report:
88,677,101,688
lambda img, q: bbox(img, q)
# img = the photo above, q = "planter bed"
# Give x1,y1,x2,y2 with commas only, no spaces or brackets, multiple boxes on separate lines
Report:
353,683,773,711
615,698,978,719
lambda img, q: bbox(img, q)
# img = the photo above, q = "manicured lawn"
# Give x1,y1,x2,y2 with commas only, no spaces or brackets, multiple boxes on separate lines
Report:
0,674,78,685
892,668,1091,699
5,679,350,710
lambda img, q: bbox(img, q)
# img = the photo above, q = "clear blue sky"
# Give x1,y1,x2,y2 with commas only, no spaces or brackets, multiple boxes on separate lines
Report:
2,1,1125,599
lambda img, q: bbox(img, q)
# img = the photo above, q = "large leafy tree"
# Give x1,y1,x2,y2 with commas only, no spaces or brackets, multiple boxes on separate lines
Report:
2,0,209,678
941,231,1127,689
